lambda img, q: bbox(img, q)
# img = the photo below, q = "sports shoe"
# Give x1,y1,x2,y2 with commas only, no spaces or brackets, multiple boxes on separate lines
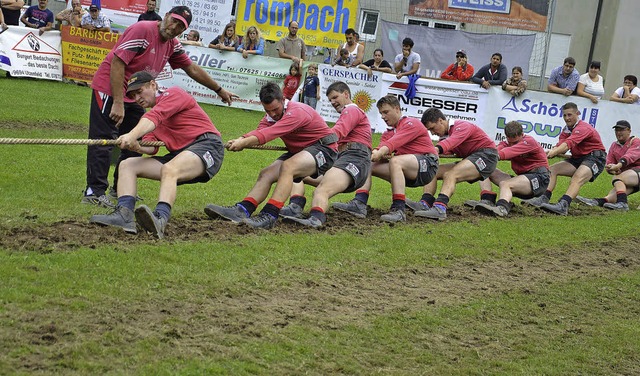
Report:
90,206,137,234
521,195,549,208
603,202,629,211
464,199,494,208
414,205,447,221
405,199,429,211
282,215,324,229
108,187,144,202
81,193,115,208
475,202,509,217
540,200,569,215
204,204,248,224
575,196,600,207
380,209,406,223
279,203,304,219
135,205,167,239
331,199,367,218
243,212,277,229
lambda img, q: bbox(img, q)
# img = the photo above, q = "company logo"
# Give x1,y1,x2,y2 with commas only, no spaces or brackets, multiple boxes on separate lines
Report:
13,32,60,55
352,90,375,113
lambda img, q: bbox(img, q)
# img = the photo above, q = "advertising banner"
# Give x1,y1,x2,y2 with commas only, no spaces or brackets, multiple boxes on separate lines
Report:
159,0,235,49
75,0,148,31
0,27,63,80
60,26,119,83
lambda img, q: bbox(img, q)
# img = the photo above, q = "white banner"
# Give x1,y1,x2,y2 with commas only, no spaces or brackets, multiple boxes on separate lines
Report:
159,0,234,50
0,27,63,81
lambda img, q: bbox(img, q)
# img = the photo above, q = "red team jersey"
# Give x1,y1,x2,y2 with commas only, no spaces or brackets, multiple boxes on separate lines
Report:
606,136,640,170
556,120,605,158
378,116,436,155
332,104,372,148
497,134,549,175
437,120,496,158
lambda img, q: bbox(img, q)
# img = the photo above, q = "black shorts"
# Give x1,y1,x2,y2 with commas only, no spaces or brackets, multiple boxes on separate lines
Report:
466,148,499,183
406,153,439,188
624,167,640,194
515,167,551,199
333,147,372,193
151,133,224,185
565,150,606,182
278,143,338,183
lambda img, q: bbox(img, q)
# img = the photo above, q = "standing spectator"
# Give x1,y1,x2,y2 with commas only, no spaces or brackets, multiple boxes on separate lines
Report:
2,0,25,26
236,25,264,58
89,71,225,239
547,57,580,96
610,75,640,105
82,6,236,207
524,102,606,216
180,30,203,46
282,62,302,101
576,61,605,103
302,64,320,110
137,0,162,22
209,22,238,51
471,53,507,89
204,82,338,230
276,21,306,69
20,0,54,35
394,37,421,79
576,120,640,211
335,28,364,68
358,48,393,76
81,4,111,33
0,8,5,30
502,66,528,96
440,49,474,81
55,0,85,27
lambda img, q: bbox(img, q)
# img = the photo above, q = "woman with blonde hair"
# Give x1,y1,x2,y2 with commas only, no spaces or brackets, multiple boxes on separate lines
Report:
209,22,238,51
237,25,265,58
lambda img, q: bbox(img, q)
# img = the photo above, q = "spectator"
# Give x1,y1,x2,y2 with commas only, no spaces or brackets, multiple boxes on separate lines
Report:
301,64,320,110
394,37,421,79
81,4,111,33
180,30,203,46
440,49,474,81
55,0,85,28
502,66,528,96
0,7,6,30
610,75,640,105
276,21,306,69
2,0,25,26
334,48,351,67
20,0,54,35
209,22,238,51
137,0,162,22
576,61,605,104
576,120,640,211
358,48,393,76
335,28,364,67
547,57,580,96
471,52,507,89
282,62,302,101
236,25,264,58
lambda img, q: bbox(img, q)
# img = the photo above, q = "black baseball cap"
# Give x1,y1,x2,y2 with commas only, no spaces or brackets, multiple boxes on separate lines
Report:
126,71,155,96
168,6,192,28
613,120,631,129
89,4,99,10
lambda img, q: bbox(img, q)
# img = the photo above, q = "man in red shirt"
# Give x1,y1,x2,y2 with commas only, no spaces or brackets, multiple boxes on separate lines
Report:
576,120,640,211
83,6,236,208
90,71,225,239
525,102,607,215
204,82,338,229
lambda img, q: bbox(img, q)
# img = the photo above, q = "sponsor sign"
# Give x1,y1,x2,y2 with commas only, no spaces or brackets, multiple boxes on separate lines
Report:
159,0,234,50
0,27,63,80
60,26,119,83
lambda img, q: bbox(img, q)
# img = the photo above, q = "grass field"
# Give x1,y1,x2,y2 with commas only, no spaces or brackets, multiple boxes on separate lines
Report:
1,73,640,374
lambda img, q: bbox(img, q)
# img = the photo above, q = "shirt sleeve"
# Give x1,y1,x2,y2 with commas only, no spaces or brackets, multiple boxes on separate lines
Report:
255,39,265,55
437,123,471,154
440,63,455,79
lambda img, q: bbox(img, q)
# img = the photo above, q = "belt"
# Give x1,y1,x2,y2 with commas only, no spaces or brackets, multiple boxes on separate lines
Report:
338,142,370,152
196,132,216,141
317,133,338,145
590,150,606,158
527,166,550,174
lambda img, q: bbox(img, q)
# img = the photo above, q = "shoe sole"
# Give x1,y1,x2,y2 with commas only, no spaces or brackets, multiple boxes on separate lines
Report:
474,204,505,217
414,211,446,221
241,217,277,230
281,215,323,228
204,205,243,224
380,216,406,223
463,200,479,208
89,217,137,234
540,205,567,216
135,205,164,239
331,204,367,219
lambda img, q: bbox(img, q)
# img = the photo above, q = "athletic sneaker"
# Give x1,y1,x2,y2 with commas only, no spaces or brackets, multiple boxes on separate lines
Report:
603,202,629,211
575,196,600,207
204,204,248,224
90,206,137,234
243,212,277,229
521,195,549,207
464,199,494,208
282,215,324,229
475,202,509,217
81,193,115,208
135,205,167,239
279,203,304,219
331,199,367,218
405,199,429,211
414,205,447,221
540,200,569,215
380,209,406,223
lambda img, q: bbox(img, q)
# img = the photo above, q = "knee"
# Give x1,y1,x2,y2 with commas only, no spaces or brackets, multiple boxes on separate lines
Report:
160,163,178,179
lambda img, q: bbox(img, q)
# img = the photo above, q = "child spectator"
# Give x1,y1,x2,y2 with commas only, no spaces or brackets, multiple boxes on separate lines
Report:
502,66,528,96
283,62,302,101
334,48,351,67
301,64,320,109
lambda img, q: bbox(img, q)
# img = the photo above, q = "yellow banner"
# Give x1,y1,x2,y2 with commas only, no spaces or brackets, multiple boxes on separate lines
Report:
236,0,358,48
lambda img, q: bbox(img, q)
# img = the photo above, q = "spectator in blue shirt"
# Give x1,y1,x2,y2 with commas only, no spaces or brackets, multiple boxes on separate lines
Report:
20,0,53,35
237,25,265,58
471,52,507,89
547,57,580,96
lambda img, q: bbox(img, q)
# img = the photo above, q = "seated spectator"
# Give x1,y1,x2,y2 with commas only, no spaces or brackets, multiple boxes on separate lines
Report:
334,48,351,67
440,49,474,81
502,66,528,96
577,61,605,104
394,37,421,79
610,75,640,105
471,52,507,89
81,4,110,32
209,22,238,51
55,0,85,27
358,48,393,76
180,30,203,46
137,0,162,22
20,0,54,35
237,25,265,58
547,57,580,96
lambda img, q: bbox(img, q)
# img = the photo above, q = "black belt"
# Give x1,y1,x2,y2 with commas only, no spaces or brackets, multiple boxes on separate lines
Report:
196,132,217,141
527,166,550,174
338,142,370,152
317,133,338,145
590,150,606,158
